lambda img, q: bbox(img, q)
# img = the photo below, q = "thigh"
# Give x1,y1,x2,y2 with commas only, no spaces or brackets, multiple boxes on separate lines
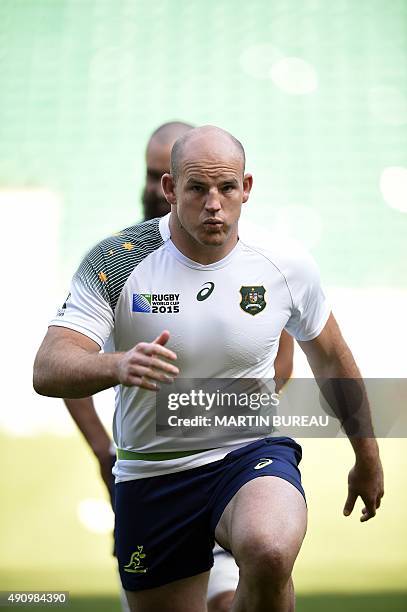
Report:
115,472,213,592
126,572,209,612
215,476,307,565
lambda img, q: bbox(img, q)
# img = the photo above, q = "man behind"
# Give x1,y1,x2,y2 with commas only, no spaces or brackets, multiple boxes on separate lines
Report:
34,125,383,612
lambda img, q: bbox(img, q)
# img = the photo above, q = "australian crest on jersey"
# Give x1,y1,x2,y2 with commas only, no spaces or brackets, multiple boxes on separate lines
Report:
132,293,180,314
239,286,267,316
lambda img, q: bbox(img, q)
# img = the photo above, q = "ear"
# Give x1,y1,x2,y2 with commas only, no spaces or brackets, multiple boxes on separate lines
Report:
242,173,253,203
161,173,177,206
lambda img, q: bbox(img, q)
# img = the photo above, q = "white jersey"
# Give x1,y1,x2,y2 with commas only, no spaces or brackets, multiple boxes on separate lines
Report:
50,214,330,481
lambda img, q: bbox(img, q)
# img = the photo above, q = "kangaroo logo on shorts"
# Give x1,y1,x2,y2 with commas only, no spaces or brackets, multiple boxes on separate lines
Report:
124,545,148,573
240,286,266,316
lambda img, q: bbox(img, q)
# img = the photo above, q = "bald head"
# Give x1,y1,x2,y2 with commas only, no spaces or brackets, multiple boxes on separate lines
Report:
147,121,195,149
161,125,253,264
170,125,246,183
143,121,194,220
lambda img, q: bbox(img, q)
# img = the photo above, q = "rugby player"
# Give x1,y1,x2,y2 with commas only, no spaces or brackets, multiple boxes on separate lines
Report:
34,125,383,612
63,122,294,611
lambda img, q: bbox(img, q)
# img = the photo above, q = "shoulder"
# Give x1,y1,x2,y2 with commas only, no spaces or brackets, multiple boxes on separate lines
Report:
83,217,164,264
75,217,165,309
238,218,318,281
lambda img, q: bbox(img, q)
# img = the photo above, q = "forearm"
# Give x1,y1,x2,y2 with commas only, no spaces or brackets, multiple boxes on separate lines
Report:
313,351,375,449
34,337,121,398
34,326,179,399
64,395,116,499
64,397,112,457
300,318,377,460
349,437,379,464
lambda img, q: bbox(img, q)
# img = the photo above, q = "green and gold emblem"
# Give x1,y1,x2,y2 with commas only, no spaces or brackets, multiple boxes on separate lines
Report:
124,546,148,573
240,286,267,316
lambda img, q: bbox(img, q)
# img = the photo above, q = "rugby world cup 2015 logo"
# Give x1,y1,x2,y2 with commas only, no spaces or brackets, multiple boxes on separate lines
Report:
132,293,152,313
132,293,180,313
239,286,267,316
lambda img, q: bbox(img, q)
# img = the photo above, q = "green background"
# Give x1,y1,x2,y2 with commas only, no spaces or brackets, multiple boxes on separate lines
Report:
0,0,406,283
0,0,406,610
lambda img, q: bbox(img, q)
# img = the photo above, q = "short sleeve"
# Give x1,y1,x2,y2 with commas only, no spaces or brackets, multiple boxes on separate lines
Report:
284,251,331,342
49,252,114,349
48,219,164,349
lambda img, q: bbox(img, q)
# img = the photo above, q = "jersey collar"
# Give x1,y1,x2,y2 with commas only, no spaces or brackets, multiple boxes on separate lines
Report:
159,213,242,271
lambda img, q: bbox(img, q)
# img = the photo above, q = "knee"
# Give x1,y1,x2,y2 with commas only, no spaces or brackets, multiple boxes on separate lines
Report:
236,538,294,587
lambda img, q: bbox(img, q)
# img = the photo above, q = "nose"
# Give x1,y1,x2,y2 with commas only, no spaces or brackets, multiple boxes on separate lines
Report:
204,188,222,212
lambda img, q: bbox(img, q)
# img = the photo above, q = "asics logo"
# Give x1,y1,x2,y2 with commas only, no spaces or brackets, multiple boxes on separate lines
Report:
196,282,215,301
254,458,273,470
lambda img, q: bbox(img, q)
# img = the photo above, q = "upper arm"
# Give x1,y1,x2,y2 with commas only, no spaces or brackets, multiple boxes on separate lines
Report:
38,325,101,356
33,326,102,395
283,249,331,342
274,330,294,381
298,313,350,369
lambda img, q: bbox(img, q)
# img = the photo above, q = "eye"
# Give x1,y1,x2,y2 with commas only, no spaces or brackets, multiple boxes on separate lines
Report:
191,184,204,192
222,184,235,193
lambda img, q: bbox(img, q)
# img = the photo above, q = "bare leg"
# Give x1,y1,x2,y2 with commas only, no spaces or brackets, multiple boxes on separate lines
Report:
125,571,209,612
215,477,307,612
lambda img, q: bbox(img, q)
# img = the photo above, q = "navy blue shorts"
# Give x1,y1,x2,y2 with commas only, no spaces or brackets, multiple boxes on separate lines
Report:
114,436,304,591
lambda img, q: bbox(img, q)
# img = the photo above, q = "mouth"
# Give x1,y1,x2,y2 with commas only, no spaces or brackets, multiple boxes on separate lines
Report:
203,219,224,227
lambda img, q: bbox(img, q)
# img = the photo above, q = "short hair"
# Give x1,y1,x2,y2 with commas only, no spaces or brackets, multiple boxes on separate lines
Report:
170,126,246,182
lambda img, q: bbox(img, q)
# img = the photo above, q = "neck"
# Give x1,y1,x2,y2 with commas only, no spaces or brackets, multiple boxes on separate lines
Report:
169,213,238,265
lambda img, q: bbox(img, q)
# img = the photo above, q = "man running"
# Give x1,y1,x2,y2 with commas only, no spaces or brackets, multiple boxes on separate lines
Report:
63,121,295,611
34,125,383,612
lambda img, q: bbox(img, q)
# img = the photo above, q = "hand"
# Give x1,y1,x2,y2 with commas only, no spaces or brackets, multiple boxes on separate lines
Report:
343,457,384,522
116,330,179,391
